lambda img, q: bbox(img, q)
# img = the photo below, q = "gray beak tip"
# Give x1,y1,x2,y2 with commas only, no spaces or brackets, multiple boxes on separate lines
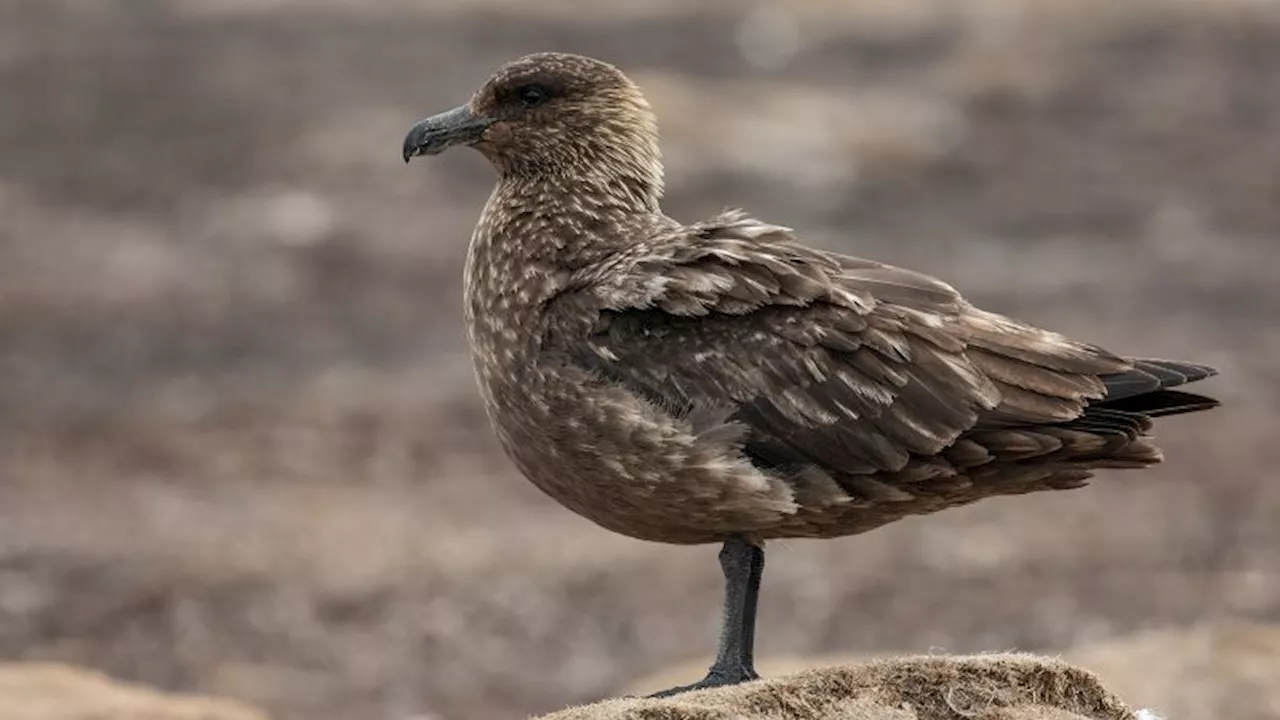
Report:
401,105,489,164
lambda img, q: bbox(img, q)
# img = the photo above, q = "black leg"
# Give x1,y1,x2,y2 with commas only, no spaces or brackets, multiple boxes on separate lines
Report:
648,535,765,698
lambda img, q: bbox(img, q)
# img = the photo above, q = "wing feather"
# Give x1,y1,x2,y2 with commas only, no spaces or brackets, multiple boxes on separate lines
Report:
555,210,1210,480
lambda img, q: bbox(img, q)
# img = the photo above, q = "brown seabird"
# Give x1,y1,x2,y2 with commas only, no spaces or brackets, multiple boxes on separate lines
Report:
401,52,1220,697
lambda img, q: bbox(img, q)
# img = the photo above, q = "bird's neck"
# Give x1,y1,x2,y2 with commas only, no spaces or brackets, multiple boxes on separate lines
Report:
499,161,662,214
462,174,666,355
478,174,661,270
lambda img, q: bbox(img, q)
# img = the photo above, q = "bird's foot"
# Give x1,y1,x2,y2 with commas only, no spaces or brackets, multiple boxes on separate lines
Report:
645,664,760,698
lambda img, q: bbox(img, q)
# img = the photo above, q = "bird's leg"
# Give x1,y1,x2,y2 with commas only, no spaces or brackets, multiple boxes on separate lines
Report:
647,535,765,698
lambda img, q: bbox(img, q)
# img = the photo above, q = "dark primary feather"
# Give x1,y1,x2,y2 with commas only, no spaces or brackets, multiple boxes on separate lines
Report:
1100,358,1212,398
565,210,1218,490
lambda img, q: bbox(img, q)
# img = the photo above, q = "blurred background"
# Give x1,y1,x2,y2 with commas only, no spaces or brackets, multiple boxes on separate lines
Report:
0,1,1277,718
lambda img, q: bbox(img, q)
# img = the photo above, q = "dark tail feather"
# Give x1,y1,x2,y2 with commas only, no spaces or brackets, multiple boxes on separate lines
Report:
1097,357,1219,418
1100,389,1221,418
1063,406,1150,436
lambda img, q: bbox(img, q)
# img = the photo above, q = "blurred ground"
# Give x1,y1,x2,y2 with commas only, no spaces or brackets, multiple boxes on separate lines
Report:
0,662,270,720
0,1,1277,719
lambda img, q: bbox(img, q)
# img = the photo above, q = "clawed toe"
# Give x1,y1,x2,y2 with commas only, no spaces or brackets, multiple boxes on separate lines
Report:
646,666,760,698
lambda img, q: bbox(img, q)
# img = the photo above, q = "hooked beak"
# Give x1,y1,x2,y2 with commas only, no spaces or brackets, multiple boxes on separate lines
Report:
402,105,493,163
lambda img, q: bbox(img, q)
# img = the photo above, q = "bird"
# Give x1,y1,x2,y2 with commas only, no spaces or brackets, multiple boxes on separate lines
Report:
401,52,1220,697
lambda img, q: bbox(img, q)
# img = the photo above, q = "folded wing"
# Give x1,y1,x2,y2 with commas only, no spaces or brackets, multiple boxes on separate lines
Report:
561,210,1215,479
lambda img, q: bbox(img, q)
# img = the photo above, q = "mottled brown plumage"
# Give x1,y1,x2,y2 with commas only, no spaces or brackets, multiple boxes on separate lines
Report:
402,52,1220,695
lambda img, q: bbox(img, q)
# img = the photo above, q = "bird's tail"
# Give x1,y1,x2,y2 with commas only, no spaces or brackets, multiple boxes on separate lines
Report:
1096,358,1220,418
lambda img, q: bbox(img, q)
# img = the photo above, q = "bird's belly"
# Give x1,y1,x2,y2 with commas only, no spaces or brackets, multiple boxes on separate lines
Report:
476,360,797,545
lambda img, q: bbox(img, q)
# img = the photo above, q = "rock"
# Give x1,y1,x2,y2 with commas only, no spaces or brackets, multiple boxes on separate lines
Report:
548,653,1135,720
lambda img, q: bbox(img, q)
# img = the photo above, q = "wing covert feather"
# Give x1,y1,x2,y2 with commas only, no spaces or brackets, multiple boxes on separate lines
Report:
559,210,1148,476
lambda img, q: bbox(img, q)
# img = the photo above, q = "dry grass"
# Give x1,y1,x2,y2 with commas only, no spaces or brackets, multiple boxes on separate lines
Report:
545,654,1135,720
0,1,1278,719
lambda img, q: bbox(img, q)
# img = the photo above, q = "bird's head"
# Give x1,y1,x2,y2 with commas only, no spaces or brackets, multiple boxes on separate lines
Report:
403,53,663,200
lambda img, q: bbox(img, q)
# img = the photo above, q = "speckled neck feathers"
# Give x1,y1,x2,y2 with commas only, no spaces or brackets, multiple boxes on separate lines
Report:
462,173,675,363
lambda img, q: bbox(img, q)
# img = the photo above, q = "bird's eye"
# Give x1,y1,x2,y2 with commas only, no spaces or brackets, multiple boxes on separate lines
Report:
519,85,549,108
